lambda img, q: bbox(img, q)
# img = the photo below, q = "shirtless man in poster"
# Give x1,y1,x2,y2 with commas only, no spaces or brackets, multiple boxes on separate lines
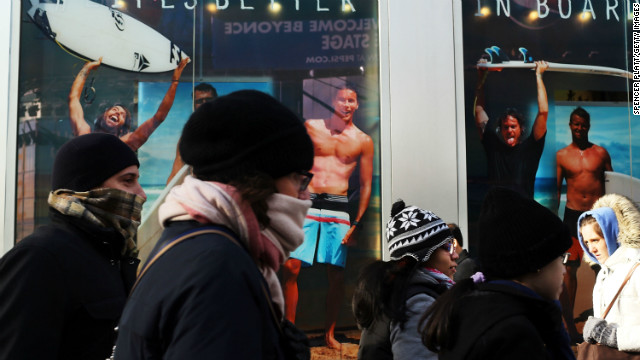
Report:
282,86,374,349
69,57,189,151
556,107,612,341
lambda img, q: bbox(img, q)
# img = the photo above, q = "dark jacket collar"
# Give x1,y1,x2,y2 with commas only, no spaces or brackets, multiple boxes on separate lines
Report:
49,208,126,260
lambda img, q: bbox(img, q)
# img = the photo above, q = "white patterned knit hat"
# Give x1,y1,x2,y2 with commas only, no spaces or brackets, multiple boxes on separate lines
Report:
386,200,453,262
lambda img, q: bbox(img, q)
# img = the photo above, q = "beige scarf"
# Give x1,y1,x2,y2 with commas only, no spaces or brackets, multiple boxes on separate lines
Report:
48,188,145,257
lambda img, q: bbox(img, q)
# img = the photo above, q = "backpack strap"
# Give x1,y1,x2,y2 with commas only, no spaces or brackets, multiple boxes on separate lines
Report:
602,262,639,319
130,225,285,334
131,225,239,293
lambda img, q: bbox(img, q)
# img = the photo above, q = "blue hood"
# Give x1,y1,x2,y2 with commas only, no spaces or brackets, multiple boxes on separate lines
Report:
577,207,619,264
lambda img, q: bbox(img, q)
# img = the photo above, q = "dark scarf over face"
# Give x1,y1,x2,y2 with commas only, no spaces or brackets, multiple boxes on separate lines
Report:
48,188,145,257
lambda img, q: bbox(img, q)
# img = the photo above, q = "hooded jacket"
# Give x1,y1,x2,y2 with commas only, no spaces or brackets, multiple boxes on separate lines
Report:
582,194,640,352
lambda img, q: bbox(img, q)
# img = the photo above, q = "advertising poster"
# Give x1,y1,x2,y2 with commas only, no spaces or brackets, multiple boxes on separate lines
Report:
461,0,637,339
15,0,381,346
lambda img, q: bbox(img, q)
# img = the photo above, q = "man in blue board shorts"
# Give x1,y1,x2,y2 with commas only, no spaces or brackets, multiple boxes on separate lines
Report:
282,86,374,349
292,193,351,268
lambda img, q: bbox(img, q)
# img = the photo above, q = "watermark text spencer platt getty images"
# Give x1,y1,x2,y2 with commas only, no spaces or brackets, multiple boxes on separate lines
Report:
634,3,640,115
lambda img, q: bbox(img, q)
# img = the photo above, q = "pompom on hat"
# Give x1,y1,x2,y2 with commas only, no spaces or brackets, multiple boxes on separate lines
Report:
386,200,453,262
478,187,572,279
51,133,139,192
179,90,314,180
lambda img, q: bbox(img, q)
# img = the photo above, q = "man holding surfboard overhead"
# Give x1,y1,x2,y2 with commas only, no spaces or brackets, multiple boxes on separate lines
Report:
556,106,613,342
474,59,549,198
282,86,374,349
68,56,189,151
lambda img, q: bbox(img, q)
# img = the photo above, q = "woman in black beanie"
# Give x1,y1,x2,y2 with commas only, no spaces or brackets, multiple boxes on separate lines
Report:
115,90,314,359
420,187,576,360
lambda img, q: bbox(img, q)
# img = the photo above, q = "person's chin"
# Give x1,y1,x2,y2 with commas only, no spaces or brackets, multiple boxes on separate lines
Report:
449,266,457,277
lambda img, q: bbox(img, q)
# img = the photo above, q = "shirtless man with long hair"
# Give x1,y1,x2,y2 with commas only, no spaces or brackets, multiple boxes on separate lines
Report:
69,57,189,151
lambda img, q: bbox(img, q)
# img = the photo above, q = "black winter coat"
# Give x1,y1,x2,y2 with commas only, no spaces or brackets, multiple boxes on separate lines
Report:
439,281,575,360
114,220,285,359
0,210,139,360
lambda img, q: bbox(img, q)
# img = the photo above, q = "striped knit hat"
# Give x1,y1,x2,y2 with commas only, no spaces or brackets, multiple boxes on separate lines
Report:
386,200,453,262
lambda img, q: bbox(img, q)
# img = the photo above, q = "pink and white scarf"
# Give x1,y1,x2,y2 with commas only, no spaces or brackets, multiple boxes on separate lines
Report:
158,175,311,318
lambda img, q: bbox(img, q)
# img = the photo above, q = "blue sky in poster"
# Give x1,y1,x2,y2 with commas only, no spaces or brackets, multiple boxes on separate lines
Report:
530,102,637,209
535,103,636,179
136,81,272,188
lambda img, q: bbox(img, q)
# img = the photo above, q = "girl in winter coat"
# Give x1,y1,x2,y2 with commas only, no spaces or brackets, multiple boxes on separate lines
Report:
578,193,640,353
352,200,459,360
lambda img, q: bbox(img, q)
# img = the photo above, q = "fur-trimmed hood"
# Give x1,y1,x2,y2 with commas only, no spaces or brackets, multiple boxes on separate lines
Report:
592,194,640,248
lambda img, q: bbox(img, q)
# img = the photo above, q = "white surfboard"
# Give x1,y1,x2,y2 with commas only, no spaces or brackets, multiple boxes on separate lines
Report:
27,0,188,73
137,164,190,263
605,171,640,205
477,61,633,80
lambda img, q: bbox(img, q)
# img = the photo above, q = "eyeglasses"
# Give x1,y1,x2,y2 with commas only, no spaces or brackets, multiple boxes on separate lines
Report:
442,239,455,255
296,171,314,192
561,252,571,265
194,96,215,105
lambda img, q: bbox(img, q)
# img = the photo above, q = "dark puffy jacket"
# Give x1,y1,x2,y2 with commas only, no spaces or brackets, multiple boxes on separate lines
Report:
0,210,139,360
439,281,575,360
115,220,285,359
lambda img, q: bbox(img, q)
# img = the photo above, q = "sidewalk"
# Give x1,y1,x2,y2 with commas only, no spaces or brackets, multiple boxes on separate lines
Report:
309,329,360,360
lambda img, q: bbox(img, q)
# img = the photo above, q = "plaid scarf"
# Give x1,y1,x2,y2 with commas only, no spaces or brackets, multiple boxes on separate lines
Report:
48,188,145,257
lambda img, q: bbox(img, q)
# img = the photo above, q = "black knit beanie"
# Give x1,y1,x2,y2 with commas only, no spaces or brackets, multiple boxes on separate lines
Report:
51,133,140,192
478,187,572,279
386,200,453,263
179,90,314,179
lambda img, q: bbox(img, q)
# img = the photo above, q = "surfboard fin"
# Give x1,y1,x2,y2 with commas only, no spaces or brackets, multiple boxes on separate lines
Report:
31,8,57,40
484,47,500,64
485,46,510,64
490,46,510,63
519,47,533,63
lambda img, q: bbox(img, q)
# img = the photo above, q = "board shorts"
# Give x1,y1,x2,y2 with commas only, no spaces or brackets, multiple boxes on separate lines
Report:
289,193,350,268
563,206,585,266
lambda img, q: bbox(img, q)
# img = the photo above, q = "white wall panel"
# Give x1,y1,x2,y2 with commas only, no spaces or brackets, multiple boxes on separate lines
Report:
381,0,463,260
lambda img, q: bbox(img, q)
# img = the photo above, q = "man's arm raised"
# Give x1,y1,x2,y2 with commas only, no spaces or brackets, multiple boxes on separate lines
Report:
68,58,102,136
531,61,549,141
342,134,374,246
123,57,189,151
474,61,490,140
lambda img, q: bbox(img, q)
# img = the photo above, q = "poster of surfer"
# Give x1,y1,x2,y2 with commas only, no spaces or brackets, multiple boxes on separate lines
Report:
461,0,639,343
15,0,382,350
